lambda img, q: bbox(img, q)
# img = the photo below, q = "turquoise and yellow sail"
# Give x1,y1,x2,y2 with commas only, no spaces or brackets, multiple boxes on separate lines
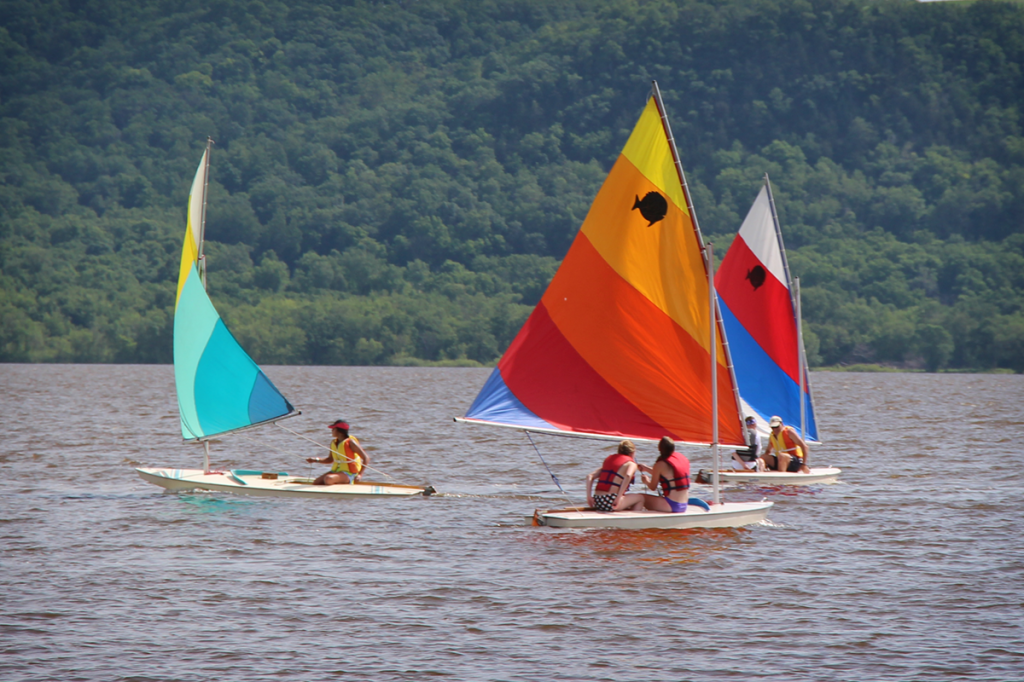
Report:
173,143,294,441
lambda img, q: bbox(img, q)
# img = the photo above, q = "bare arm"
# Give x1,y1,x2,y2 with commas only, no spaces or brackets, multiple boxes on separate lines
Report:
306,443,333,465
349,439,369,467
790,428,809,464
586,468,601,506
643,461,666,492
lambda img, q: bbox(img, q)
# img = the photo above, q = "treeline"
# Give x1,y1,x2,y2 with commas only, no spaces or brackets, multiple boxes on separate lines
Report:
1,0,1022,371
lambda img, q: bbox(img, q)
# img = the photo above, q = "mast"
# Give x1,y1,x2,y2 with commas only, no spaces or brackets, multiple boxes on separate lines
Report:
198,137,213,468
198,137,213,290
708,242,720,505
765,173,815,441
651,80,744,448
795,276,806,440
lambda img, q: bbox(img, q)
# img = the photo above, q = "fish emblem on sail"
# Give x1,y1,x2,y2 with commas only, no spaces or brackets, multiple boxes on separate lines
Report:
632,191,668,226
746,265,766,290
463,97,745,446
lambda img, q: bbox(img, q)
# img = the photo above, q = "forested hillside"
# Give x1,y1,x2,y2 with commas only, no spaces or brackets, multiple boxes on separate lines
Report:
2,0,1023,371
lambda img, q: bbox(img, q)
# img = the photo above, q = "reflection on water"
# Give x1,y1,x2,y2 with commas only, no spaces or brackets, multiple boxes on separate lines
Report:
529,526,750,565
1,365,1022,681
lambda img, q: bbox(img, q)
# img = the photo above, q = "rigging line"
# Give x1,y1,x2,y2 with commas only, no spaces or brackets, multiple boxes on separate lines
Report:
273,422,395,482
524,431,575,507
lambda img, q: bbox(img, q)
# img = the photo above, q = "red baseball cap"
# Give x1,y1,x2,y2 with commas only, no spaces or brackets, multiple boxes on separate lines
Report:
328,420,349,430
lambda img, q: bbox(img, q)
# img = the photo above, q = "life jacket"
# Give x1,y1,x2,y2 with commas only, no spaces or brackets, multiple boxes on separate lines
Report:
595,453,633,493
330,436,363,475
659,452,690,495
770,427,803,460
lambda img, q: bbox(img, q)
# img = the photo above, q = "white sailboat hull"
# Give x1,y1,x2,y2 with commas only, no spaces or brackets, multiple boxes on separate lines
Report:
136,468,431,499
533,500,773,529
697,467,841,486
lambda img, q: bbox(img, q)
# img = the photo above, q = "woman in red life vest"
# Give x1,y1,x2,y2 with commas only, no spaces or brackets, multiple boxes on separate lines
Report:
639,436,691,513
586,440,646,512
306,419,370,485
761,415,810,473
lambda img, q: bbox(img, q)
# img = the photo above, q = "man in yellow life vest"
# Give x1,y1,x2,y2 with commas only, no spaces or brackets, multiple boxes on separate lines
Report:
760,415,810,474
306,419,370,485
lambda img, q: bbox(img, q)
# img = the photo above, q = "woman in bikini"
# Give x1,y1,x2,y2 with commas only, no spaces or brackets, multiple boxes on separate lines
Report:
639,436,690,513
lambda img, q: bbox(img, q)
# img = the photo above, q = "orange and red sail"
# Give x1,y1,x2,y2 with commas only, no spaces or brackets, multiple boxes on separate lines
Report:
463,94,746,446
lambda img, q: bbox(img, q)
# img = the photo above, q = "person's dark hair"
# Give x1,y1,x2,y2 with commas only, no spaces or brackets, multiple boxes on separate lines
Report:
657,436,675,462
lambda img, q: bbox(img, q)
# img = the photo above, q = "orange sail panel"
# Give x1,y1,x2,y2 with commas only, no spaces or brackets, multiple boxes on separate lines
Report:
464,96,744,446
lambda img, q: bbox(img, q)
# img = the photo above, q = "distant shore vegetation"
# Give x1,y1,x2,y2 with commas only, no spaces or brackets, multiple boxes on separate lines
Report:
1,0,1023,372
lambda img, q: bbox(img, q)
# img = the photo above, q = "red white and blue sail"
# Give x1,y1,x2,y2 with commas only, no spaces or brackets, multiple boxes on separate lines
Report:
715,181,818,442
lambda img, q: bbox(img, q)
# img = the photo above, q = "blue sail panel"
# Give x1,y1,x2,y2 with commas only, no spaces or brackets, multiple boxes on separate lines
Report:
721,299,818,441
191,319,293,439
248,371,293,425
465,368,558,431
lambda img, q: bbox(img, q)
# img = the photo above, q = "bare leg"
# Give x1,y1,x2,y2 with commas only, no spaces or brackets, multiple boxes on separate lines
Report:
314,472,351,486
615,493,647,511
732,452,754,470
643,495,673,512
777,453,792,473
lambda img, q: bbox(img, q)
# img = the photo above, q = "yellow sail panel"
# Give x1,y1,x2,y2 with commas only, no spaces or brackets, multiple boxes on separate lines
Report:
580,156,711,352
620,98,687,214
175,148,208,306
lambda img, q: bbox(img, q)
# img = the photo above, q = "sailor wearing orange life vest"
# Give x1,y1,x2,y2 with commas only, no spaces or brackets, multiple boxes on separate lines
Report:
586,440,646,512
306,419,370,485
638,436,691,513
760,416,810,474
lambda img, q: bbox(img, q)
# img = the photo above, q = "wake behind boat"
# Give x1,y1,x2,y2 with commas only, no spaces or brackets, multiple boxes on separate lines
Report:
457,82,771,530
136,141,430,500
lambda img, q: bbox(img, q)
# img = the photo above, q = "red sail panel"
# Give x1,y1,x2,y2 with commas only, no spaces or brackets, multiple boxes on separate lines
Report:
716,235,799,383
498,302,670,439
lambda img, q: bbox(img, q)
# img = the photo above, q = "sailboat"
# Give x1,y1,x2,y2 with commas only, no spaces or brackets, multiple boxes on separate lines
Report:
456,83,773,529
136,141,430,499
697,175,840,486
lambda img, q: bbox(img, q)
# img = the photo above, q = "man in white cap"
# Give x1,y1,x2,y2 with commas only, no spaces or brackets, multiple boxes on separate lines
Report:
760,416,810,473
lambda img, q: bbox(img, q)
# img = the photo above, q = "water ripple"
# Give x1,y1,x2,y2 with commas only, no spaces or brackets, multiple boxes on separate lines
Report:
0,366,1021,681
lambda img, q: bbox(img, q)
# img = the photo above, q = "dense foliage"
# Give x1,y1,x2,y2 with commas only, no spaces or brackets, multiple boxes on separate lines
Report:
2,0,1023,371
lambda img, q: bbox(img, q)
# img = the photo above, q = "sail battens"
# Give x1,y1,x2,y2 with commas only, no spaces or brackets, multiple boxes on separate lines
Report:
462,87,745,447
173,144,295,442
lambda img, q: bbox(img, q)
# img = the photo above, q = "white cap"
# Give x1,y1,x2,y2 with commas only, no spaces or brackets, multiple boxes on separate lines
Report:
768,416,783,427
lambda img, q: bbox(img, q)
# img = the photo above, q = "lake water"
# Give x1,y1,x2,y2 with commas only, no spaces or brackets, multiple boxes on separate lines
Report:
2,365,1022,681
